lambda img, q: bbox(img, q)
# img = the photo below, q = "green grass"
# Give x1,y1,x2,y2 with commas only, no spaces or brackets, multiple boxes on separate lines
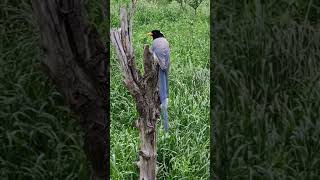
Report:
110,0,210,179
214,1,320,179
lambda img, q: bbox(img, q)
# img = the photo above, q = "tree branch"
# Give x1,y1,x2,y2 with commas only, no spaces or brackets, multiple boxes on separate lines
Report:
110,2,160,179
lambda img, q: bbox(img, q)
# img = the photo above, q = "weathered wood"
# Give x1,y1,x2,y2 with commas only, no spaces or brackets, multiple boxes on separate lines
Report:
31,1,108,179
110,1,160,179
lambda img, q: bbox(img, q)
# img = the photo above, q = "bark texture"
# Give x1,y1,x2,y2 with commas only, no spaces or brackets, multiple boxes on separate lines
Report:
110,1,161,179
31,1,109,179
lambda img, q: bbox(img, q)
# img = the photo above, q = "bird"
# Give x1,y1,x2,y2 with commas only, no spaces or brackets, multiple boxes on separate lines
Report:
147,30,170,132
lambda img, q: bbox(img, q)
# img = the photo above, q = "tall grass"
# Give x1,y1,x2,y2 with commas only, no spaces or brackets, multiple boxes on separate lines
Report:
110,0,210,179
214,1,320,179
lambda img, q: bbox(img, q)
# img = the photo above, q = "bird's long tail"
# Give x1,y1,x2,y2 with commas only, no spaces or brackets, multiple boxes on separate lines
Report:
161,98,169,132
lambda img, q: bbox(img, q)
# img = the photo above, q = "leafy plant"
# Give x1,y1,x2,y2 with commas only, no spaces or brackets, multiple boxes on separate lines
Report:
187,0,205,14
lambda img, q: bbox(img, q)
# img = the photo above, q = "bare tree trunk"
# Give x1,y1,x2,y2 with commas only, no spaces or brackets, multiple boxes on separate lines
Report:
31,1,109,179
110,1,160,179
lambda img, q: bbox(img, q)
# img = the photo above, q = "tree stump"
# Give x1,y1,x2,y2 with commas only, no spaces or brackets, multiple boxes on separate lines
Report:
110,2,161,180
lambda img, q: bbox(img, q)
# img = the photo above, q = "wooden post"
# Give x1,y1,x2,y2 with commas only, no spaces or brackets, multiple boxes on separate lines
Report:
110,1,160,179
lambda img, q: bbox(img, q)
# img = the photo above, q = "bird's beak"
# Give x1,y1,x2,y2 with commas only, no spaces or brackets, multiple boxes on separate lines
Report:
147,32,153,36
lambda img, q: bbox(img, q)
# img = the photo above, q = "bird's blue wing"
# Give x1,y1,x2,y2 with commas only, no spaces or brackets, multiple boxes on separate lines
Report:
152,38,170,70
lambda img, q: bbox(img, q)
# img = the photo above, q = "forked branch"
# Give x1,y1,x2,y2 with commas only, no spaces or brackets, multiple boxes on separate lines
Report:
110,1,161,179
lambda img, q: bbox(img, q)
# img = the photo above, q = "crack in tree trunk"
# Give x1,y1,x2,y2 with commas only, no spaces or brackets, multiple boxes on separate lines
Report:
31,1,109,179
110,1,160,179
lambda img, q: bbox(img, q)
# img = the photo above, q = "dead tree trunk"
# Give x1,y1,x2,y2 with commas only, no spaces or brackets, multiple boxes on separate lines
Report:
31,1,108,179
110,2,160,179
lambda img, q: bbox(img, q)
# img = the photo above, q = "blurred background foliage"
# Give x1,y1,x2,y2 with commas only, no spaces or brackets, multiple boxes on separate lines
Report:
0,0,107,179
213,0,320,179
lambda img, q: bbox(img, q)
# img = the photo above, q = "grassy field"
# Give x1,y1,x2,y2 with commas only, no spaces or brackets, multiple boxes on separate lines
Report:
214,1,320,179
110,0,210,179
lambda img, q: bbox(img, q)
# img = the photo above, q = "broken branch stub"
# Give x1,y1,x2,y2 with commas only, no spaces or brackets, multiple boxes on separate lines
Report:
110,3,161,180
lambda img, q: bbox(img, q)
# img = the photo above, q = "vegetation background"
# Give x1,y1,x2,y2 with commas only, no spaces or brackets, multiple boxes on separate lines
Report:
110,0,210,179
213,0,320,179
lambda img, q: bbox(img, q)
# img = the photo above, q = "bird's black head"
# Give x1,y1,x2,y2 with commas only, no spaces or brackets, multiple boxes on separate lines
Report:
147,30,164,40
